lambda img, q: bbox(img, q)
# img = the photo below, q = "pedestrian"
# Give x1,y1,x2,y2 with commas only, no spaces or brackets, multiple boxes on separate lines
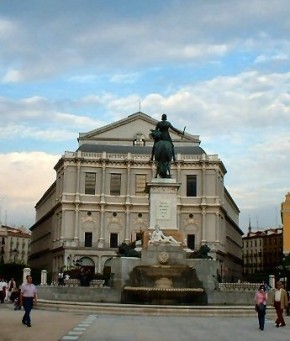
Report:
255,284,267,331
20,275,37,327
58,271,64,286
272,281,288,327
7,277,16,301
0,277,8,303
286,290,290,316
11,285,21,309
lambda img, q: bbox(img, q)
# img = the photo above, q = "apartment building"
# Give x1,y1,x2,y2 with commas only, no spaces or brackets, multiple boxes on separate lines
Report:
243,225,283,280
0,224,31,264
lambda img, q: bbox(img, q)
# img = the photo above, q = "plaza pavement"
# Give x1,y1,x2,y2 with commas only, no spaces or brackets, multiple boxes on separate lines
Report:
1,302,290,341
0,302,85,341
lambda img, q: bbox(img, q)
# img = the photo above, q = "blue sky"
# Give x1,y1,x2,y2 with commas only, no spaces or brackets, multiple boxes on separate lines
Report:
1,0,290,231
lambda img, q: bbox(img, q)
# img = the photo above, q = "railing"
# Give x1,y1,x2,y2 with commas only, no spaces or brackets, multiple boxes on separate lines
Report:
219,282,262,291
54,279,106,287
64,151,220,162
52,240,114,249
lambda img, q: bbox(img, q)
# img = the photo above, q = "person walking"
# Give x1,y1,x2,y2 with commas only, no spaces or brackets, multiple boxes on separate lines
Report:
20,275,37,327
7,277,16,301
255,284,267,330
0,277,8,303
272,281,288,327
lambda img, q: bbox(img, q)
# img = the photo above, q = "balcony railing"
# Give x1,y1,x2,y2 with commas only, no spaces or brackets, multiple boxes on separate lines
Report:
53,239,115,249
219,282,262,291
64,151,220,162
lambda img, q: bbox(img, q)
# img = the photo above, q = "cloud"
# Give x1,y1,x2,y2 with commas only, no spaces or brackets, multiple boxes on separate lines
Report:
109,72,142,84
0,96,104,142
0,152,59,228
1,0,290,232
1,1,290,82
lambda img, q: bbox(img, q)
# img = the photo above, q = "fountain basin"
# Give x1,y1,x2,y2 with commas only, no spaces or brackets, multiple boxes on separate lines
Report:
123,263,206,305
123,286,205,305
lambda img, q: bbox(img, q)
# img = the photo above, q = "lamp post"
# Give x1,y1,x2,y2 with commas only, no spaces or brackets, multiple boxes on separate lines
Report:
13,248,18,263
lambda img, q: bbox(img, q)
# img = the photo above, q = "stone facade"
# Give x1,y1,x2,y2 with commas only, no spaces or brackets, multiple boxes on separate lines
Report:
281,192,290,255
0,224,31,264
29,112,243,281
242,225,283,280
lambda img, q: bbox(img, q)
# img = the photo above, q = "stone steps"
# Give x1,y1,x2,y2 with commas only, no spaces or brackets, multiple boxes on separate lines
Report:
36,299,276,317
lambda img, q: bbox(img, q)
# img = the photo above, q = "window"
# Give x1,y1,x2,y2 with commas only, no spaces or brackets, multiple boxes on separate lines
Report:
133,133,145,146
186,175,197,197
110,233,118,248
110,173,121,196
136,232,143,242
135,175,146,195
84,232,92,247
187,234,195,250
85,173,96,195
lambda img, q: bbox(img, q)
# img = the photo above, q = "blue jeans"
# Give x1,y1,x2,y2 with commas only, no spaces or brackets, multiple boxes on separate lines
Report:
22,297,33,325
257,306,266,330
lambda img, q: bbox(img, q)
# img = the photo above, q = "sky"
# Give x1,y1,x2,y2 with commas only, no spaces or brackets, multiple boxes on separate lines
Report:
0,0,290,233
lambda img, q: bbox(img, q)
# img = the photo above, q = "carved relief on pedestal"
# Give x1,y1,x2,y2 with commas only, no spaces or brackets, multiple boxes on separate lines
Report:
151,187,176,194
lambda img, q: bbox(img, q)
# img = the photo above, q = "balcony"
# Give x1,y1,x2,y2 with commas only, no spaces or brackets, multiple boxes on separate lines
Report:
52,239,113,250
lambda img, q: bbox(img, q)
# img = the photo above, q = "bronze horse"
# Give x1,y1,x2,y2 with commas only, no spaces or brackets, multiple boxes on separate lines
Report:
150,129,173,178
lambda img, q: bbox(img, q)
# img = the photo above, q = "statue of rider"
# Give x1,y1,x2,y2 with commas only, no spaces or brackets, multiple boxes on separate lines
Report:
150,114,183,162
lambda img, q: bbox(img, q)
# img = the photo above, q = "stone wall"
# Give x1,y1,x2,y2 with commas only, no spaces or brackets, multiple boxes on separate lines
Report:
37,285,262,305
37,286,121,303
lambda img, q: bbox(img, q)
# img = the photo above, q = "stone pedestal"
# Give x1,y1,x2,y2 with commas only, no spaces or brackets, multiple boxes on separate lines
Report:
41,269,47,285
146,178,181,230
22,267,31,284
269,274,275,289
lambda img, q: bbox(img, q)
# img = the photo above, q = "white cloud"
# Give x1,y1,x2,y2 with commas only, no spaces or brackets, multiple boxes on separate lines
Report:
0,96,104,142
67,74,98,83
2,69,22,83
109,72,142,84
1,1,290,81
0,152,59,228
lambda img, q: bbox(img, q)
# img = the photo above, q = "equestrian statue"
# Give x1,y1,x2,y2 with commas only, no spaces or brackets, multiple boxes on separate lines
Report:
150,114,184,178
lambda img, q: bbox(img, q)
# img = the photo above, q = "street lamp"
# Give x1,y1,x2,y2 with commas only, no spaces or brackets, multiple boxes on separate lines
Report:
13,248,18,263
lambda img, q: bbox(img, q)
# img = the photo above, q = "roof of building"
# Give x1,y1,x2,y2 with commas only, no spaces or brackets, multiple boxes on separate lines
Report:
78,112,201,147
242,226,283,239
76,143,206,155
0,224,31,238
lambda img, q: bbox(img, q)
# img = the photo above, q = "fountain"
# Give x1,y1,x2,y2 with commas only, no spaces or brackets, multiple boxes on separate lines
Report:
122,246,206,305
110,178,218,305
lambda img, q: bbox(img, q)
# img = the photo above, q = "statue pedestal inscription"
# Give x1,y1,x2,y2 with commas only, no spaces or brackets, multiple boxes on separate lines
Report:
146,178,181,230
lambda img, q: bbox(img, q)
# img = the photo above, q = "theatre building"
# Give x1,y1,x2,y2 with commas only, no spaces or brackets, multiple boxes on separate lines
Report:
29,112,243,281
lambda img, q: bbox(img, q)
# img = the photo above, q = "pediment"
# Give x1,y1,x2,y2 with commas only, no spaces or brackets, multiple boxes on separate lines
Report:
78,112,200,146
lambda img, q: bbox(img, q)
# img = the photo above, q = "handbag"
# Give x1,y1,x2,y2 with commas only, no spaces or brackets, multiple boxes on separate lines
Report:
255,303,266,314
